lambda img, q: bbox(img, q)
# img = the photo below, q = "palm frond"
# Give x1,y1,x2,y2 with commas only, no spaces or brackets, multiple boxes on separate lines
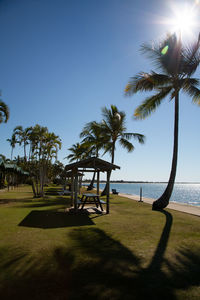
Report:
141,34,183,76
183,84,200,105
80,121,100,138
134,86,172,119
140,41,163,70
102,142,112,156
123,133,145,144
181,34,200,76
180,78,199,88
125,72,171,95
119,138,134,152
0,101,9,123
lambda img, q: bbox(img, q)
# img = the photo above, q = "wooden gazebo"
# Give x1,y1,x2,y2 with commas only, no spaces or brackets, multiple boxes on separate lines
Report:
64,157,120,214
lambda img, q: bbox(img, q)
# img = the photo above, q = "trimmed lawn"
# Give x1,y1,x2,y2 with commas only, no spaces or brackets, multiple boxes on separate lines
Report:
0,185,199,299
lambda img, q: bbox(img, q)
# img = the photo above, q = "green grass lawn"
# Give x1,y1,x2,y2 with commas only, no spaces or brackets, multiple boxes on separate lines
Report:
0,185,199,300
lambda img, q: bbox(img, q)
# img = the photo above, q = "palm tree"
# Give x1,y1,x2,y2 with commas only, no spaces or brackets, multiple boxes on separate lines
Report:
25,124,62,197
80,121,108,190
38,131,62,195
100,105,145,195
66,143,88,162
13,126,32,162
7,133,17,160
101,105,145,163
125,33,200,210
45,132,62,163
80,121,107,158
0,100,9,124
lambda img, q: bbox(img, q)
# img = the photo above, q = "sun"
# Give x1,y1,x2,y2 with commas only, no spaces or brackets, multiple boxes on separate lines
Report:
172,10,194,33
168,2,199,39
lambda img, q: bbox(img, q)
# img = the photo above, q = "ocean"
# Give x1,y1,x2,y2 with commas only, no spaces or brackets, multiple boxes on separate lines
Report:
97,182,200,207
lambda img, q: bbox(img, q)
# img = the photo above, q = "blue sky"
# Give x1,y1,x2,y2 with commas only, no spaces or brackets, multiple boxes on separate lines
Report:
0,0,200,182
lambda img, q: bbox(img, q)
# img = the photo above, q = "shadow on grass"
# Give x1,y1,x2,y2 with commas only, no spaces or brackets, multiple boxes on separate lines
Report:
0,194,72,211
18,196,72,208
1,211,200,299
18,210,95,228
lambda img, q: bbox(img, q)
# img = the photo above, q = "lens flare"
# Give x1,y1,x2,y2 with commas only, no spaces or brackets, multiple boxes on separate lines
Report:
161,45,169,55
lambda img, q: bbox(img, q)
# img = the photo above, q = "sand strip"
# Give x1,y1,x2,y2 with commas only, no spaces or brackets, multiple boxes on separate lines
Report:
119,193,200,217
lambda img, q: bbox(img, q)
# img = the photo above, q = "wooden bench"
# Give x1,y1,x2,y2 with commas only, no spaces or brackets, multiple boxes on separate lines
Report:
76,197,106,208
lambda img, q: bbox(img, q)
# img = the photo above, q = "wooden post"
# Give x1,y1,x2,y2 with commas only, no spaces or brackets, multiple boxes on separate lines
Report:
97,170,100,196
139,187,143,202
71,169,74,207
106,170,110,214
74,170,78,210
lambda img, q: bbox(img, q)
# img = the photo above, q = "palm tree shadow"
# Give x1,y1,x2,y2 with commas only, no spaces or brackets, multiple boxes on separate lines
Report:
53,210,175,299
148,210,173,271
138,210,174,299
1,210,200,299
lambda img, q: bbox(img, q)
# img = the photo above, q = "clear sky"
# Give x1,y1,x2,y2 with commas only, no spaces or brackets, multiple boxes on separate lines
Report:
0,0,200,182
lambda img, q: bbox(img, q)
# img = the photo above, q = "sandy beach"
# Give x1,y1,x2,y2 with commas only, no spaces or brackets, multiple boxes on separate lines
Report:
119,192,200,217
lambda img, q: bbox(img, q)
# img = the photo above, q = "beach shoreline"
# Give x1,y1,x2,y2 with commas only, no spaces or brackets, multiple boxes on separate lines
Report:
119,192,200,217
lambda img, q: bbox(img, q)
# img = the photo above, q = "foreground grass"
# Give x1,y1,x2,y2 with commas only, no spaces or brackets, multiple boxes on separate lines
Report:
0,185,199,300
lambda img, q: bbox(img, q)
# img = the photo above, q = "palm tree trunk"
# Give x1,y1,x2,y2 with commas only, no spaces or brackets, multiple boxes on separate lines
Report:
11,147,13,161
24,142,27,162
31,178,37,197
87,171,96,190
152,92,179,210
101,142,115,196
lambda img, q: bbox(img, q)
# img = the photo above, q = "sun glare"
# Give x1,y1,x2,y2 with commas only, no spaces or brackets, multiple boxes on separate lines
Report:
168,2,199,40
156,2,200,42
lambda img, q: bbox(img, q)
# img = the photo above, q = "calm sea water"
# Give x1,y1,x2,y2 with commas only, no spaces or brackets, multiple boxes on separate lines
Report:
97,183,200,207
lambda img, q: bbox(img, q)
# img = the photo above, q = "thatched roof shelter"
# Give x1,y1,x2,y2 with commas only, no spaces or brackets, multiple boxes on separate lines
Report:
65,157,120,214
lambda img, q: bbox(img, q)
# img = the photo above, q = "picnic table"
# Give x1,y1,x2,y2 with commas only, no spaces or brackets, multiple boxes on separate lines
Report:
79,193,105,211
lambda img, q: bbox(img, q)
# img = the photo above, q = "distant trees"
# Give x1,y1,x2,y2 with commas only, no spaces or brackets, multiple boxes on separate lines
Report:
125,33,200,210
7,124,62,197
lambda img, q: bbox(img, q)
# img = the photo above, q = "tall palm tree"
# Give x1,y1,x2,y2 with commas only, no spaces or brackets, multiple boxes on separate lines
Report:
7,133,17,160
31,124,48,161
13,126,32,162
125,33,200,210
0,100,9,124
100,105,145,195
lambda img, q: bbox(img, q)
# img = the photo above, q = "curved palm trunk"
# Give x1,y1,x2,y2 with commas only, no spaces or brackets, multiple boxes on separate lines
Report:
87,171,96,191
152,92,179,210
